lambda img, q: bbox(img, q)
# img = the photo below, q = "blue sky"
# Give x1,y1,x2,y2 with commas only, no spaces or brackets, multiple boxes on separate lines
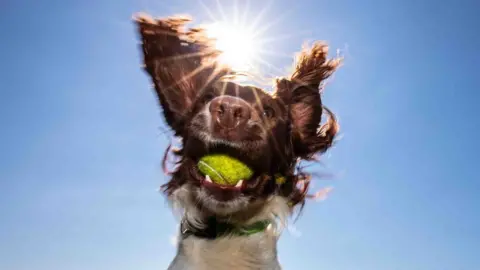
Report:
1,0,479,269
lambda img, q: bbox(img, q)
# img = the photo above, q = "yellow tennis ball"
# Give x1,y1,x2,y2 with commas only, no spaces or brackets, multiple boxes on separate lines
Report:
197,154,254,185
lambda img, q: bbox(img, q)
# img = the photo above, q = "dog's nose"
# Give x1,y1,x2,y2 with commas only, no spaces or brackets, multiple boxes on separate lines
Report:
209,96,251,129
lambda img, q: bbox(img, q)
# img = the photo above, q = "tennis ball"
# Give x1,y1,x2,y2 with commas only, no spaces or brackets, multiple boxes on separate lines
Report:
197,154,254,185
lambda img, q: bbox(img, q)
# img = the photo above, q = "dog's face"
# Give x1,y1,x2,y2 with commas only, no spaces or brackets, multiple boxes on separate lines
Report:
179,81,290,216
186,81,288,175
136,15,340,220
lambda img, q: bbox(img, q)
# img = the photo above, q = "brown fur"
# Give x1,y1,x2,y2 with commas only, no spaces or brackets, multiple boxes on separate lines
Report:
135,13,342,269
135,14,341,212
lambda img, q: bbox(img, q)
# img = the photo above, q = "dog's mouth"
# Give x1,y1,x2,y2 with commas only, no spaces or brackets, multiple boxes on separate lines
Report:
191,148,260,202
196,158,255,201
201,175,247,191
184,124,271,203
198,174,248,201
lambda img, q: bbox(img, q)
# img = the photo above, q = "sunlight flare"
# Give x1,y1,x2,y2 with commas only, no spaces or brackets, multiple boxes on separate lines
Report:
205,22,257,71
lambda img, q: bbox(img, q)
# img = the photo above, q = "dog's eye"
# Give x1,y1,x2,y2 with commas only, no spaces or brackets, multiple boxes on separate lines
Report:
202,93,215,103
263,106,275,118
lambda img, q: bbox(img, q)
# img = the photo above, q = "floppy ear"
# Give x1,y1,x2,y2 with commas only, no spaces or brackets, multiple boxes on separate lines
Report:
135,14,232,135
274,42,341,158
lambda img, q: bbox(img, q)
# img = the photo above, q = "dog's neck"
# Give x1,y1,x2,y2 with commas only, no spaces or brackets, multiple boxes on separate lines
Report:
168,188,289,270
169,222,281,270
180,216,272,239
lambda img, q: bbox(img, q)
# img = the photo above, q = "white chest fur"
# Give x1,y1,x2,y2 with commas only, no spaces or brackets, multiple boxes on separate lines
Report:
168,231,281,270
168,189,290,270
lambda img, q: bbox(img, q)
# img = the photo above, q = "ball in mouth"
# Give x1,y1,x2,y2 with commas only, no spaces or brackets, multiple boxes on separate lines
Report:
197,154,254,200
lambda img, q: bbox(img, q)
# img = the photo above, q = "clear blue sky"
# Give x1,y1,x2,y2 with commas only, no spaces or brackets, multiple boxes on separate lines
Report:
1,0,479,269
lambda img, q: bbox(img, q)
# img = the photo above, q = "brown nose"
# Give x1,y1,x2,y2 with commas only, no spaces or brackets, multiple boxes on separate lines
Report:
209,96,251,129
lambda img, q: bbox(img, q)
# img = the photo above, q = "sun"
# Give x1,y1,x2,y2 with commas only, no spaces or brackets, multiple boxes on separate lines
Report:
205,22,256,72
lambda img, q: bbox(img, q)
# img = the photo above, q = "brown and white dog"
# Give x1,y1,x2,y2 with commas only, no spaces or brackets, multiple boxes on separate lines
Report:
135,14,341,270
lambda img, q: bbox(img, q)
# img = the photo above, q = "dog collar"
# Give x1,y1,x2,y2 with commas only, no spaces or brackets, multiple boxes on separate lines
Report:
180,217,271,240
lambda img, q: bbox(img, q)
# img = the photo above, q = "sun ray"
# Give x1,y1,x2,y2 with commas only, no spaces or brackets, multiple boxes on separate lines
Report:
241,0,251,26
233,0,239,25
247,0,274,34
162,62,215,98
249,86,291,167
220,76,228,96
198,0,218,22
239,71,275,88
153,50,217,63
251,9,294,39
196,64,229,96
215,0,228,22
191,1,312,80
254,49,340,88
204,22,257,72
252,56,292,78
256,49,297,59
256,30,313,45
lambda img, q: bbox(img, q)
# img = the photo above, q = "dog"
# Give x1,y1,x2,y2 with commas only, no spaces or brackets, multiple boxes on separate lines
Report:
135,14,341,270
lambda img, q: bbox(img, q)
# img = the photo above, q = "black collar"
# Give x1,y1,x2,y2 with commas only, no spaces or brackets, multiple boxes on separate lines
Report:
180,216,271,240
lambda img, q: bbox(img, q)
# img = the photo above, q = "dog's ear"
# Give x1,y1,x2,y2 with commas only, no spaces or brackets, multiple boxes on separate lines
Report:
274,43,341,158
135,14,232,135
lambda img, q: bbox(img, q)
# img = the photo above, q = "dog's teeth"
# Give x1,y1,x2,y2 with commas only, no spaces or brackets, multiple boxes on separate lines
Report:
205,175,212,183
235,180,243,188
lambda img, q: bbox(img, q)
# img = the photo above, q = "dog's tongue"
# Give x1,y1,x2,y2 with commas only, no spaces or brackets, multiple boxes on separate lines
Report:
206,188,241,201
202,179,242,201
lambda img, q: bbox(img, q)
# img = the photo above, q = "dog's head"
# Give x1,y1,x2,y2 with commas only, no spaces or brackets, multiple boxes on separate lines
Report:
136,15,341,222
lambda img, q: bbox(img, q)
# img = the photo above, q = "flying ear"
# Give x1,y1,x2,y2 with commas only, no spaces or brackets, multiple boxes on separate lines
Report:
274,42,341,158
135,14,232,135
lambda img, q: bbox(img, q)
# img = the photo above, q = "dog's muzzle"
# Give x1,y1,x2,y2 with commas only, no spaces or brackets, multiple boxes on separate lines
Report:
209,96,251,137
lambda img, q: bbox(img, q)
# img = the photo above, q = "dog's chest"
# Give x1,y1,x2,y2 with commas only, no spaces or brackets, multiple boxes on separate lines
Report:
172,233,281,270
